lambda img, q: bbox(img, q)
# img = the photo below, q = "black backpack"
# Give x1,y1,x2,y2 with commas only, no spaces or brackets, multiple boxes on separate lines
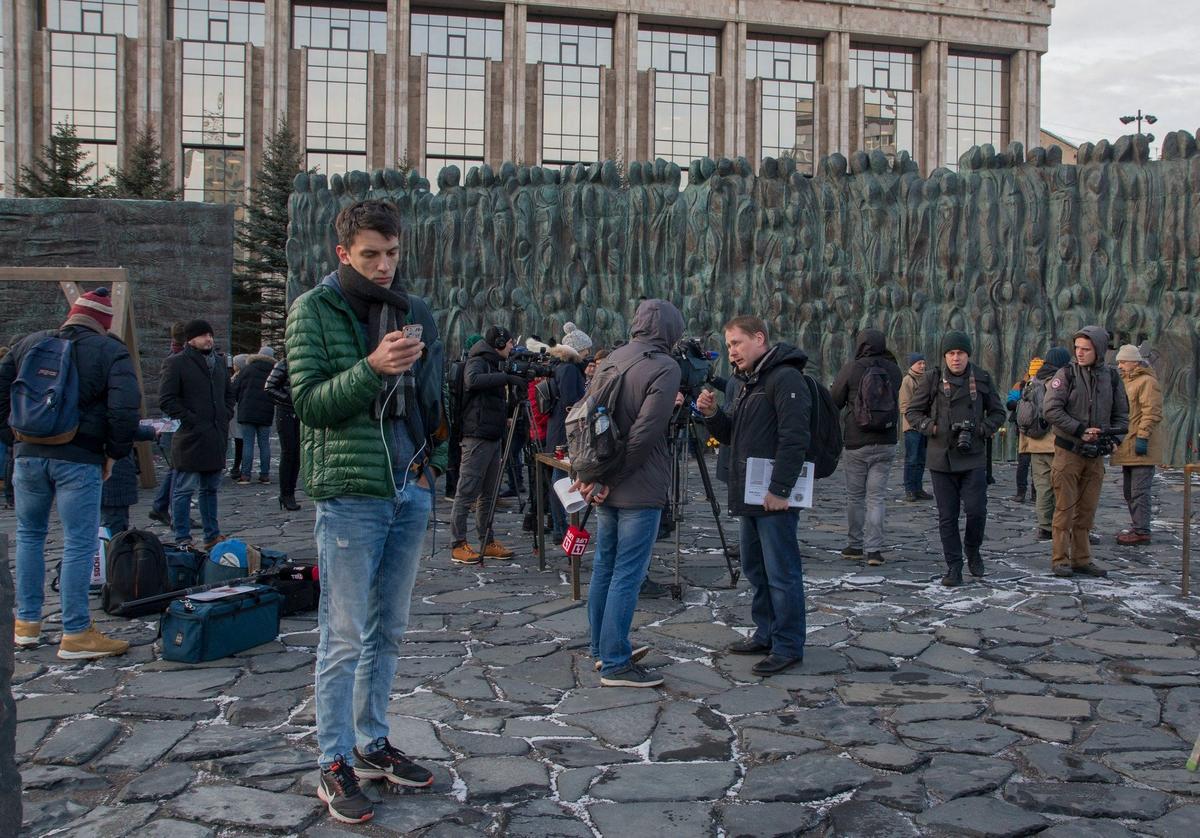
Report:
853,362,898,431
534,376,559,416
803,374,843,479
102,529,170,617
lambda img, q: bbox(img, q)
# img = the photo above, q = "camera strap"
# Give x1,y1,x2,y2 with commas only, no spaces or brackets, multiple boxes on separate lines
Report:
940,369,977,403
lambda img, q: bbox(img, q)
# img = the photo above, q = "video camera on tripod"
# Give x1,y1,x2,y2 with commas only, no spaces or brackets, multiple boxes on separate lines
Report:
672,337,719,398
506,349,557,380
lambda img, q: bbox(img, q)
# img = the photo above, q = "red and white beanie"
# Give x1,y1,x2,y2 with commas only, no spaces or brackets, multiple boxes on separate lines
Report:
68,287,114,331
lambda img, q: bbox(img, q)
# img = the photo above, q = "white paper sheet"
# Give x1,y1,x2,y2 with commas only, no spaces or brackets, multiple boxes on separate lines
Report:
743,457,815,508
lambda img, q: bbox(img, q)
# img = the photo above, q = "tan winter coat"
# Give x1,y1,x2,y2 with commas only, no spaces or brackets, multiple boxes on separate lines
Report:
1111,366,1163,465
898,370,920,433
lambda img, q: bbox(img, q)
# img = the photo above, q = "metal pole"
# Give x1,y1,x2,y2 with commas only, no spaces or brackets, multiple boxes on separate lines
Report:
1184,464,1195,597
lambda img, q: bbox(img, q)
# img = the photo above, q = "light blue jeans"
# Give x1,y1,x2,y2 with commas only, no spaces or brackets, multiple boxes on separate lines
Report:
314,481,432,768
588,505,661,675
172,470,222,544
240,424,271,479
13,457,102,633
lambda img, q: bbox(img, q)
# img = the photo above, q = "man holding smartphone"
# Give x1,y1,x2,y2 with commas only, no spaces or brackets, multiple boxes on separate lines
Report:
287,200,446,824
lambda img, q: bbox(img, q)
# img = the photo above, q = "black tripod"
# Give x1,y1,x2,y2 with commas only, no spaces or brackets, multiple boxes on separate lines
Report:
478,391,536,554
666,402,740,599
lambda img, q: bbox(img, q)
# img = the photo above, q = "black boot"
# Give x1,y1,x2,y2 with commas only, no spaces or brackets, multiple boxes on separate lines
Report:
941,562,964,587
1009,491,1025,503
966,550,985,578
279,493,301,511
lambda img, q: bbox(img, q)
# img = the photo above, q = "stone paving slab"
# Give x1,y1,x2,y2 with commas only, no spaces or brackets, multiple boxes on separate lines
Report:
7,460,1200,835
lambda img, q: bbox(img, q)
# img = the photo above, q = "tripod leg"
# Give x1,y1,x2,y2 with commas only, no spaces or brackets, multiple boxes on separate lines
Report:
669,420,686,601
480,401,523,553
689,423,740,586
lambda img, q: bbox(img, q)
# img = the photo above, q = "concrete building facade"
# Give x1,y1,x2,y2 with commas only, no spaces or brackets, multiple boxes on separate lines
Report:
1,0,1053,200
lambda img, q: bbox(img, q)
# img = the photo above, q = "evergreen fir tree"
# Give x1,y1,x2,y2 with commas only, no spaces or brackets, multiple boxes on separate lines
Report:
234,121,311,353
109,125,181,199
17,122,108,198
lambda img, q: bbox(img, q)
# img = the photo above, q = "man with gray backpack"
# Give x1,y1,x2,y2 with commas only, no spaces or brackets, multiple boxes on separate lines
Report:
568,299,682,687
1014,347,1070,540
0,288,139,658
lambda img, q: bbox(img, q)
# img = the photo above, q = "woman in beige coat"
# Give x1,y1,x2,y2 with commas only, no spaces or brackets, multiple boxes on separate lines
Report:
1111,345,1163,545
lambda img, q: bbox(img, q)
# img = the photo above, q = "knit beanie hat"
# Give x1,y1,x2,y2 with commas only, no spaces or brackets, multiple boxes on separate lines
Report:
561,322,593,354
259,345,275,358
940,330,972,356
464,333,483,350
232,353,249,372
1115,344,1143,363
1026,357,1044,378
1044,347,1070,368
906,352,925,366
183,319,214,341
67,288,114,332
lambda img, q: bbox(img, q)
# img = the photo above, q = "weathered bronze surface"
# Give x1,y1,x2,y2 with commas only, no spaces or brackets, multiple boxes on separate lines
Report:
286,135,1200,464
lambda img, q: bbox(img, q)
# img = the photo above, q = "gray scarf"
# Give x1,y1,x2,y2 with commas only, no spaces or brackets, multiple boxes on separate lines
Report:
337,264,414,420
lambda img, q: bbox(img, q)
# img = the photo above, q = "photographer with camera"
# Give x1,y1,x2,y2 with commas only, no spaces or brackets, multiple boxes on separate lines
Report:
697,316,811,677
449,325,524,565
1042,326,1129,577
905,331,1006,586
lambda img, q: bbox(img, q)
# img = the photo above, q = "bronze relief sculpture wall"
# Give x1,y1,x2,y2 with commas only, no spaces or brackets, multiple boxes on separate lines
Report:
286,134,1200,464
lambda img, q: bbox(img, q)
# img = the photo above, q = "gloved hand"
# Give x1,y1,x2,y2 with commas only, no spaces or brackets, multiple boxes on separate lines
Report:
1135,437,1149,457
507,374,527,387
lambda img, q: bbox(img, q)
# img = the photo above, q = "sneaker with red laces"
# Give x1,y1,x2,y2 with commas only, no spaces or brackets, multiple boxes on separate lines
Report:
352,738,434,788
318,755,374,824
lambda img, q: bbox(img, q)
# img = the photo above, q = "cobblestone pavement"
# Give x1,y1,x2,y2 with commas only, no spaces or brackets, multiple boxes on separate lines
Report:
5,460,1200,837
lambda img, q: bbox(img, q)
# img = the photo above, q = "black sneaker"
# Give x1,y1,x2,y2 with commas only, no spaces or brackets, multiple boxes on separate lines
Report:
148,509,171,526
318,755,374,824
353,738,434,788
841,546,864,559
1074,564,1108,578
866,552,885,566
600,664,664,688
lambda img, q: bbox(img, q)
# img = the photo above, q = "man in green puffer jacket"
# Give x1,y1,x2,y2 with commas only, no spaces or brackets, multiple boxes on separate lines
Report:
285,200,445,825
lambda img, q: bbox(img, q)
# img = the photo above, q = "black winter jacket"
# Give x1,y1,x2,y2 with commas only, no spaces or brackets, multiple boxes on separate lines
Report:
460,341,517,441
830,329,903,449
546,357,586,451
905,362,1006,473
233,354,276,426
705,343,812,516
0,324,141,467
159,345,236,473
264,358,294,413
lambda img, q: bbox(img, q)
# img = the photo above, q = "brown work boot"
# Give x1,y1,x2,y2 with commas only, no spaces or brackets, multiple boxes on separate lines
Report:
1116,531,1151,546
14,619,42,648
451,541,482,565
58,625,130,660
481,540,515,559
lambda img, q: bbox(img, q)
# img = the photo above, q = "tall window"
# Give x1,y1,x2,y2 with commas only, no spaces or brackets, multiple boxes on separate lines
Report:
748,37,819,174
295,4,386,175
945,53,1009,169
171,0,264,46
412,13,502,188
638,29,718,184
46,1,136,183
850,46,917,162
528,21,611,167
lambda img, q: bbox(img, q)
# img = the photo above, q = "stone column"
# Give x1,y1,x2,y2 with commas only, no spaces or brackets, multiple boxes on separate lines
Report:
8,0,37,188
822,31,849,159
386,0,411,168
613,13,638,167
732,22,748,160
719,21,740,158
263,0,290,135
510,4,527,164
1009,49,1040,154
0,535,19,831
920,40,947,174
136,0,165,140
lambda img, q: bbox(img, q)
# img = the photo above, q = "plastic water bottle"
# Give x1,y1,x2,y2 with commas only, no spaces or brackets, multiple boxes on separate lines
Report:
594,406,610,435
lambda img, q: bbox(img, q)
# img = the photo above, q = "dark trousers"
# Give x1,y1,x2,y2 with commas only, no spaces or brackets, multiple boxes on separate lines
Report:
903,430,927,493
739,510,806,660
1016,452,1031,494
931,467,988,568
277,408,301,497
445,430,463,497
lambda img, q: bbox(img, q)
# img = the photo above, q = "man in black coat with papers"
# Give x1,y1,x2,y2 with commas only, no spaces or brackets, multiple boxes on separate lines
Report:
697,315,811,677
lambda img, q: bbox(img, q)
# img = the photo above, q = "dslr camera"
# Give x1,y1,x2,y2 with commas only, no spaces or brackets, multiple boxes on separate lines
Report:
1078,429,1119,459
950,420,976,453
505,349,556,380
672,338,717,398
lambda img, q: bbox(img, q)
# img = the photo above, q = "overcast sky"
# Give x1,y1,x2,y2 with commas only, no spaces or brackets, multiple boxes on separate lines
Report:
1041,0,1199,156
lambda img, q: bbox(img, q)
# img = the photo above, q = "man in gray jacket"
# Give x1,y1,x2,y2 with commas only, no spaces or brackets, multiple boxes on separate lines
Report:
573,299,683,688
1042,325,1129,578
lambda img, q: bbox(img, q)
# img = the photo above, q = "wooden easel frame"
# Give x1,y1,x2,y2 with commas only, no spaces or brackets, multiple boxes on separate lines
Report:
0,267,157,488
